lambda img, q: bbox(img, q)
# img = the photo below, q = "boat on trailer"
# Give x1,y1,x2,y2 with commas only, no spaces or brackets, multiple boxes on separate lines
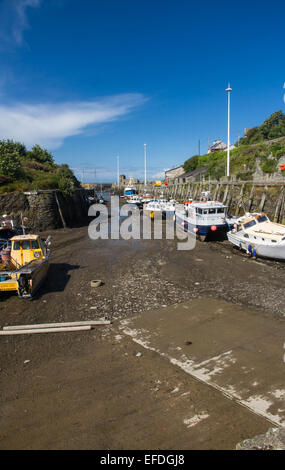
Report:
227,213,285,260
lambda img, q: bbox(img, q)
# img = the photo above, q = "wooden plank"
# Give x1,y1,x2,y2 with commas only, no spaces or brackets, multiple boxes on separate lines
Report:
0,326,92,335
3,321,111,331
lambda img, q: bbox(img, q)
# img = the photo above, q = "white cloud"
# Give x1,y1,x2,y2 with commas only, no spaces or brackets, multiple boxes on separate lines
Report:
0,93,147,149
0,0,41,46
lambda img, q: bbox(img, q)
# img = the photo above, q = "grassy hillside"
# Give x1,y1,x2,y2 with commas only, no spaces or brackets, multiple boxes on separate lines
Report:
0,140,80,196
184,111,285,180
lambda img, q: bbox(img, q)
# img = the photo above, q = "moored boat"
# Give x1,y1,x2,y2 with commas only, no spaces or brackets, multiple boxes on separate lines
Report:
175,199,228,241
161,199,177,218
126,195,142,207
227,213,285,260
143,200,165,219
0,234,51,298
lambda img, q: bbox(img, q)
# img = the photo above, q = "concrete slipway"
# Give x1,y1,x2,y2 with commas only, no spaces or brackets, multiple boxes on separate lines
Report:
120,298,285,428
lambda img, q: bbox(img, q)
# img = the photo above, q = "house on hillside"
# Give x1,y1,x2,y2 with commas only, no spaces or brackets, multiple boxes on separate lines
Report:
165,165,185,180
175,166,209,184
208,139,235,154
184,166,209,182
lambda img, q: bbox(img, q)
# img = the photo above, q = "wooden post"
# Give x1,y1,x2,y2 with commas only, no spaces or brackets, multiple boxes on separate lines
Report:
274,189,284,223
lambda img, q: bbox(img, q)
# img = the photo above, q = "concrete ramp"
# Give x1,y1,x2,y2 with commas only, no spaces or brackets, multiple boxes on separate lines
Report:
120,298,285,426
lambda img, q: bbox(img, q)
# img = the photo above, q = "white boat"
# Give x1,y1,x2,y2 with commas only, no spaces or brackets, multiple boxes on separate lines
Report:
175,199,228,241
126,195,142,206
124,185,138,199
143,200,165,219
227,213,285,260
160,199,177,218
139,193,153,203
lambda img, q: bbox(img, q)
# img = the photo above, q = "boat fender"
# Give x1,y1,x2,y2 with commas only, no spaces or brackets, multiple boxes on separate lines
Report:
252,248,257,259
247,244,252,256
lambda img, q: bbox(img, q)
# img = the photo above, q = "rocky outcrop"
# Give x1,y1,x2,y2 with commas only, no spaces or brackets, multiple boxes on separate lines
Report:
0,189,90,231
236,427,285,450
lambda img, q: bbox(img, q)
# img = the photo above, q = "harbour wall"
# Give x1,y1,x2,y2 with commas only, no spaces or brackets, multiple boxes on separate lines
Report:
0,189,90,231
135,180,285,223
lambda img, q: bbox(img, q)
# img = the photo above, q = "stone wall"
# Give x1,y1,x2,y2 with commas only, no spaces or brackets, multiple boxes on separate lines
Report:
152,181,285,223
0,189,90,231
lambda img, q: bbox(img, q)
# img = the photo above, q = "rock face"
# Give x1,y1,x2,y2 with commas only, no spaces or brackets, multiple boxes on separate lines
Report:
0,189,90,231
236,427,285,450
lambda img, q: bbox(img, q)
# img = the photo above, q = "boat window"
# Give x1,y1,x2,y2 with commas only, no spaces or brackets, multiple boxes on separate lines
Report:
243,220,257,229
31,240,39,249
257,215,268,223
209,208,216,214
196,208,203,215
271,240,277,243
13,241,21,250
217,208,225,214
22,240,30,250
203,209,208,214
244,234,249,238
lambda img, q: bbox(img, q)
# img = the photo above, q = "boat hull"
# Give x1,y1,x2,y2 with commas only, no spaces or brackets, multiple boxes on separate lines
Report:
144,209,165,219
227,232,285,260
176,214,228,238
0,257,50,298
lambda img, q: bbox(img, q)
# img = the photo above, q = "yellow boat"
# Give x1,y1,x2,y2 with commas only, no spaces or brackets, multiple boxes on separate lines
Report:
0,234,51,298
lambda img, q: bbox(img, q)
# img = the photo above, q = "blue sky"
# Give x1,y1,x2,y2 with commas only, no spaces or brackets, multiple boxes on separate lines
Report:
0,0,285,182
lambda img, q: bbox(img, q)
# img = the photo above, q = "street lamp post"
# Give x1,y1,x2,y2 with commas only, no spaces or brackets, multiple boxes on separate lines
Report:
144,143,147,192
226,83,232,178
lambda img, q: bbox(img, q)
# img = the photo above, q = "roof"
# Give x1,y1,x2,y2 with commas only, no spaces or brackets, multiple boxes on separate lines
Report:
11,234,39,241
209,140,227,150
183,166,209,178
193,201,226,209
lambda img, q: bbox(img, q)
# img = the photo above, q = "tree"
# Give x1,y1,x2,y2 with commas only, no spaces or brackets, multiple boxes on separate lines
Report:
184,155,199,173
239,111,285,145
0,151,22,178
29,145,54,165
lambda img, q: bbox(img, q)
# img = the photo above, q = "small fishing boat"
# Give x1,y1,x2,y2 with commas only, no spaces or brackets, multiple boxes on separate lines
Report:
227,213,285,260
161,199,177,218
0,234,51,298
126,195,142,207
139,193,153,203
124,178,138,199
143,200,165,219
175,199,228,241
124,185,138,199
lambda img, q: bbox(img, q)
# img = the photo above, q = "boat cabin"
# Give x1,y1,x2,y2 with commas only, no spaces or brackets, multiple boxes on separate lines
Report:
8,235,48,269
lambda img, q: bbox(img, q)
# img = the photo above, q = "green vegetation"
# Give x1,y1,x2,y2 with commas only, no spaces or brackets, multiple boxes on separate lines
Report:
239,110,285,145
183,111,285,180
0,140,80,196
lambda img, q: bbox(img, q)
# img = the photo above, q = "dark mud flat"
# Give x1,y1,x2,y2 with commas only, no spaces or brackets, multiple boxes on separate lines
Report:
0,225,284,449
